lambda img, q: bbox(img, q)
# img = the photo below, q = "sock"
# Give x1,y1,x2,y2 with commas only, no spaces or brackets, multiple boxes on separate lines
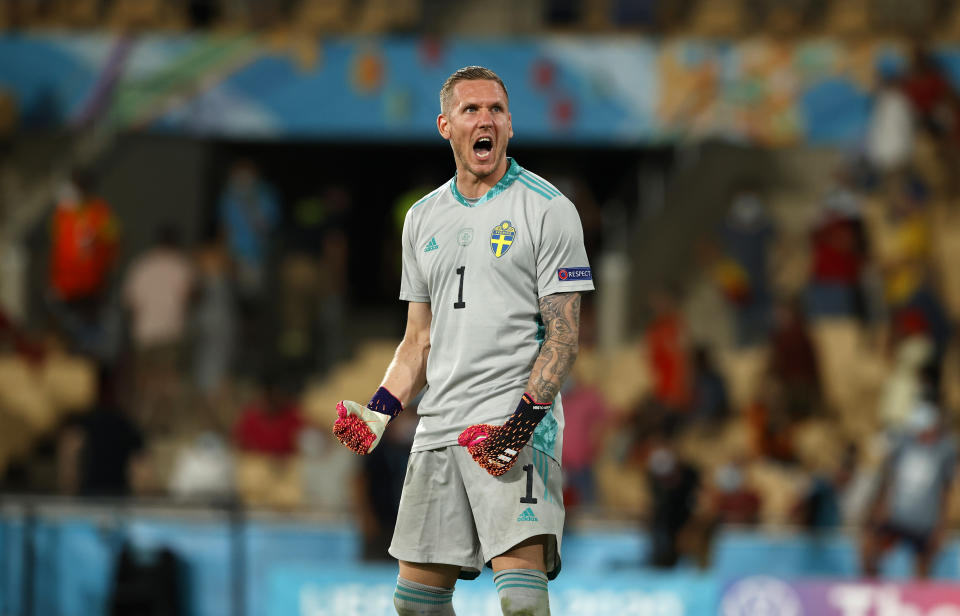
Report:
493,569,550,616
393,577,455,616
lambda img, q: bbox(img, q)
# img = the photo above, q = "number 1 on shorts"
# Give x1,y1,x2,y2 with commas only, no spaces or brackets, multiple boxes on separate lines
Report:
520,464,537,504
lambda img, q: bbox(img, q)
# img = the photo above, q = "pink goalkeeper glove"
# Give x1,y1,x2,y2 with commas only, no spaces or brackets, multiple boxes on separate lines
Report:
333,387,403,454
458,393,550,476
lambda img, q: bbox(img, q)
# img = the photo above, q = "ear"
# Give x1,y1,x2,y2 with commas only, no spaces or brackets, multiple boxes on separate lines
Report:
437,113,451,140
507,111,513,139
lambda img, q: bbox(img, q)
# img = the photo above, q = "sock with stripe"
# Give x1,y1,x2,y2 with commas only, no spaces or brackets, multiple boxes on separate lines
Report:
393,577,455,616
493,568,550,616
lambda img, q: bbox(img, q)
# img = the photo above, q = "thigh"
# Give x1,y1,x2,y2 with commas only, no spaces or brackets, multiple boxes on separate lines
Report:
455,446,565,579
388,449,485,578
397,561,461,589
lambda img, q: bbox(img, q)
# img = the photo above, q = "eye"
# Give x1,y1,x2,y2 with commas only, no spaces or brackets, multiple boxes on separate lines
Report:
464,105,476,112
492,105,502,112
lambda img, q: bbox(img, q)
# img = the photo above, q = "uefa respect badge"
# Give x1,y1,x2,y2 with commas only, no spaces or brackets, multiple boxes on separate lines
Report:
557,267,592,281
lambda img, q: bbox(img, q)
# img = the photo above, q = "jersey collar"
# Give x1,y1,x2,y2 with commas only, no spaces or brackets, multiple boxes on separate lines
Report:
449,158,521,208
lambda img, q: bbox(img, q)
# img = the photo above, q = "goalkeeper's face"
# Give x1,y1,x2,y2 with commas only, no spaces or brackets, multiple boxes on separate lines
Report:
437,79,513,183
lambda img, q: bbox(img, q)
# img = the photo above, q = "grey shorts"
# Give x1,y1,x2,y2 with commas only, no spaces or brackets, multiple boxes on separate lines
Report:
388,444,564,580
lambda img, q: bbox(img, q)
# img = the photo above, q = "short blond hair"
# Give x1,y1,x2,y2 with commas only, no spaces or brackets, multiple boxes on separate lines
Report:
439,66,509,114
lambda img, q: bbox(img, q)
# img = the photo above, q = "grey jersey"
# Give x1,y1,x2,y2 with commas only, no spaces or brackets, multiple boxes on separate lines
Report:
400,158,594,462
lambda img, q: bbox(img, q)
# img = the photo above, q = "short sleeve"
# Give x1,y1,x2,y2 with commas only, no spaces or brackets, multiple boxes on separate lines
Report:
536,198,595,298
399,209,429,302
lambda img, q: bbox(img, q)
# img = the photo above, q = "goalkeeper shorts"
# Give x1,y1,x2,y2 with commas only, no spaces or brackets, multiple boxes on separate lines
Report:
388,444,564,580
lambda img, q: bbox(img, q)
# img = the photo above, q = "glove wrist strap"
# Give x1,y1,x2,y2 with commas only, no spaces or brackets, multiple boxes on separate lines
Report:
512,392,550,424
368,386,404,420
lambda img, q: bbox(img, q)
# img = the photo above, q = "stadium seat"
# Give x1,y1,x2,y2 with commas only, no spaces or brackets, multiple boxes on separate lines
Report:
931,200,960,321
0,355,58,433
302,340,397,425
236,452,303,508
687,0,748,37
823,0,870,37
107,0,183,30
41,354,96,415
354,0,421,33
295,0,351,34
716,346,769,414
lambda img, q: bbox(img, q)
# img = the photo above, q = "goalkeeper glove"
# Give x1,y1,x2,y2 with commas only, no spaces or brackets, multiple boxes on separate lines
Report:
457,393,550,476
333,387,403,454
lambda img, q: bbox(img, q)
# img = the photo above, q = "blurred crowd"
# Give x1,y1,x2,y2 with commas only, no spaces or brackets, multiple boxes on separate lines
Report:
5,0,960,38
3,12,960,577
558,44,960,575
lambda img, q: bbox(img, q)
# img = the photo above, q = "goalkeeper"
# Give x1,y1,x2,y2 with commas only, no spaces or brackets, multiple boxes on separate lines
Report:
333,66,593,616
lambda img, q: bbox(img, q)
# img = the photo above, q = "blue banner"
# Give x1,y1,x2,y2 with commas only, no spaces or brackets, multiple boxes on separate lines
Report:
5,34,956,145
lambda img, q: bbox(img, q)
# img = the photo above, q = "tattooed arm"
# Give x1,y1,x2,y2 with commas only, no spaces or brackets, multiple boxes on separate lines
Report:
525,292,582,403
458,291,583,475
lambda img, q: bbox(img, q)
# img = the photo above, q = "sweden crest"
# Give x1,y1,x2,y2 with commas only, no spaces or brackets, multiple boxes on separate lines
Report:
490,220,516,258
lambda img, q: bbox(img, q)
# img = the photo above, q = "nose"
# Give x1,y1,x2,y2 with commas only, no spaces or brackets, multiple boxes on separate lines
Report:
477,108,493,126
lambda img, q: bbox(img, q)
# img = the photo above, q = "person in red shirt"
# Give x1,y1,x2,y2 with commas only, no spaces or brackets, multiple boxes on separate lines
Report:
50,170,118,303
233,375,305,456
645,288,691,416
47,169,119,355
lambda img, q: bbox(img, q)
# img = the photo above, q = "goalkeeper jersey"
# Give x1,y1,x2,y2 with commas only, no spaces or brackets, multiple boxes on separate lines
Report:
400,158,594,462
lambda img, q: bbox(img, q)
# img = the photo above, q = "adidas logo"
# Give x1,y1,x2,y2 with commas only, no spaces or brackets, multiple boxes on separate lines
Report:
517,507,538,522
424,237,439,253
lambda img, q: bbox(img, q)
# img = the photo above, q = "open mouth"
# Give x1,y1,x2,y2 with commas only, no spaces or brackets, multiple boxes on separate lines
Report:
473,136,493,160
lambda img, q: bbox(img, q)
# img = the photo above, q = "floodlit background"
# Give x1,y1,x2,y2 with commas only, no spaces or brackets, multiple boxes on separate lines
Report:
2,1,960,615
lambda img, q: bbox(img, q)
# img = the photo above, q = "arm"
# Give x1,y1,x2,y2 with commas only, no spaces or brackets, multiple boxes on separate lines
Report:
333,301,431,454
458,292,583,476
380,301,432,406
525,292,581,404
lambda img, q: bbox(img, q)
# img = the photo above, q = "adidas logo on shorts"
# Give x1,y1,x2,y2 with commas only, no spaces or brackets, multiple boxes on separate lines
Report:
517,507,538,522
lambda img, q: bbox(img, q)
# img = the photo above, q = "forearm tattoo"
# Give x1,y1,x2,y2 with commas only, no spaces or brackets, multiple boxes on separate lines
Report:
527,292,581,403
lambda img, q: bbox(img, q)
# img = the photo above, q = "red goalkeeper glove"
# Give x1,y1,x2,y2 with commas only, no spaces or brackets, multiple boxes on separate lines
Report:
333,387,403,454
457,393,550,476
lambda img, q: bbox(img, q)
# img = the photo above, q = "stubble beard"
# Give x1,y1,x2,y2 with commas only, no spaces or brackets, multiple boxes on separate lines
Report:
453,141,504,182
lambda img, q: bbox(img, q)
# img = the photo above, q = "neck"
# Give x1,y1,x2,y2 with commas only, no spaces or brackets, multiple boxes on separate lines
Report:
455,157,509,199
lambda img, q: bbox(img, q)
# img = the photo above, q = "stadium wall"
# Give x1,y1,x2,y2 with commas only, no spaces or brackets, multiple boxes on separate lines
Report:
1,506,959,616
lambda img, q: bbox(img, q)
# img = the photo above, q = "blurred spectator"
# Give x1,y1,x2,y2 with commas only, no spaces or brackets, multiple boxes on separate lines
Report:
47,169,119,356
708,459,761,526
866,72,915,174
58,369,148,497
861,400,957,579
356,408,415,560
769,300,820,418
688,346,729,428
300,424,356,511
746,382,796,463
189,238,236,420
219,160,280,378
167,432,235,503
122,224,194,429
644,287,691,424
879,336,933,430
233,374,304,456
902,46,956,137
278,185,352,381
218,159,280,303
717,187,774,348
805,182,869,321
645,435,700,568
560,377,611,509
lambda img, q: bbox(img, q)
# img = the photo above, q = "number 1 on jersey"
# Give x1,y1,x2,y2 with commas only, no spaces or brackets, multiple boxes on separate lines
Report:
454,266,466,309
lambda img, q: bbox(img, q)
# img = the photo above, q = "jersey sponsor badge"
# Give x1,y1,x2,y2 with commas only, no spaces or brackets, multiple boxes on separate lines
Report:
490,220,516,258
558,267,591,281
457,228,474,246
